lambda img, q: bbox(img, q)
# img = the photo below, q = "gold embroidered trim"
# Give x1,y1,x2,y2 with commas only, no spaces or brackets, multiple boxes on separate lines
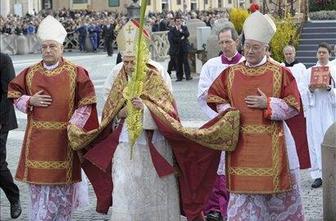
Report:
78,96,97,107
229,167,273,176
241,124,275,134
24,118,33,181
272,68,282,97
68,66,241,152
227,70,234,101
27,160,68,169
207,96,229,104
32,120,67,129
7,91,22,98
66,149,73,183
283,95,300,111
272,124,281,191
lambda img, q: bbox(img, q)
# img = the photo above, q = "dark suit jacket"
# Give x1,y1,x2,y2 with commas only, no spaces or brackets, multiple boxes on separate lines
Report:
168,25,190,56
0,53,18,132
102,24,116,41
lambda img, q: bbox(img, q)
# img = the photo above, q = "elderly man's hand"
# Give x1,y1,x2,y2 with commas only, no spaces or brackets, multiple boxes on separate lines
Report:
131,97,144,110
29,90,52,107
308,84,316,93
118,106,127,119
245,88,267,109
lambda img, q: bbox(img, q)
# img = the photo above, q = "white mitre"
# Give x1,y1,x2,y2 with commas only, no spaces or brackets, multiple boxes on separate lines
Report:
243,11,276,44
116,19,151,56
37,15,67,44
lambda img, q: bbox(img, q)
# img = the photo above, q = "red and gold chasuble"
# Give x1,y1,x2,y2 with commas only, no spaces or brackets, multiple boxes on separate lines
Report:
8,59,97,185
208,60,302,194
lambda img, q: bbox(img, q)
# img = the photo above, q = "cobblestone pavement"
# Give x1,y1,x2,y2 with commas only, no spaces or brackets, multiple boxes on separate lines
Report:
0,52,323,220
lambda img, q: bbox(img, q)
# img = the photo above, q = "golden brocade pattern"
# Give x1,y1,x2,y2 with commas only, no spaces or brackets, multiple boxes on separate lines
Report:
241,124,275,134
23,118,33,181
78,96,97,107
272,124,281,191
27,160,68,169
284,95,300,111
65,63,77,120
7,91,22,98
145,100,240,151
229,167,273,176
207,96,229,105
227,70,234,101
66,150,73,183
142,70,176,114
68,66,241,152
272,68,282,97
32,120,67,129
68,70,128,151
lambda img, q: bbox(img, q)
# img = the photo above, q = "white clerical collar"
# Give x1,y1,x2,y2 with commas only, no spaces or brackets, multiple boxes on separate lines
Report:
224,51,238,61
43,61,60,70
245,55,267,67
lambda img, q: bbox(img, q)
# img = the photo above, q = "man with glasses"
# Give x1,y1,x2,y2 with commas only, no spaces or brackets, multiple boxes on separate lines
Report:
8,16,98,220
207,12,310,220
198,26,244,221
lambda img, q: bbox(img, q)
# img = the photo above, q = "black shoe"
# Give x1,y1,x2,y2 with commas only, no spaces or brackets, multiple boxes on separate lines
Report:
206,211,223,221
311,178,322,188
176,79,182,82
186,77,193,80
10,201,22,219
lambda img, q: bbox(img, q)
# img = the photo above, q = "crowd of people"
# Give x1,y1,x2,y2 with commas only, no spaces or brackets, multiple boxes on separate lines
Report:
1,5,336,221
0,8,232,54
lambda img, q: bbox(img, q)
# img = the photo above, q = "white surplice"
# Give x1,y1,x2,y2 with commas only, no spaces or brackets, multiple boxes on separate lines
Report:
281,62,308,115
104,60,180,221
305,62,336,179
197,54,245,175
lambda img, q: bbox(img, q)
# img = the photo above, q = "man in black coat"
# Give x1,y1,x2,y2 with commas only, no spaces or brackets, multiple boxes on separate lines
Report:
168,16,191,81
102,21,116,56
0,52,21,219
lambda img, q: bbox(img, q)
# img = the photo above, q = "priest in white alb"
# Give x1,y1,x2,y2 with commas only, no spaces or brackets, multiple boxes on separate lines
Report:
305,42,336,189
198,25,244,221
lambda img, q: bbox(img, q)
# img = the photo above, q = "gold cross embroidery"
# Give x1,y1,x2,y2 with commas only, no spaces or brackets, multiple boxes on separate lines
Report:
126,25,133,34
126,39,133,45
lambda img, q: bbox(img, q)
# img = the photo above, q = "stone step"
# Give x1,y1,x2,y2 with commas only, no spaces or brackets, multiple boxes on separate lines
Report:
301,33,336,39
296,51,317,57
299,39,336,45
302,26,336,33
303,22,336,28
297,44,319,51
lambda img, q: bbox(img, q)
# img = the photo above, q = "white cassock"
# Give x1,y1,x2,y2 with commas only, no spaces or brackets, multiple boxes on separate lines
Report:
281,62,308,115
104,60,180,221
305,62,336,179
197,54,245,175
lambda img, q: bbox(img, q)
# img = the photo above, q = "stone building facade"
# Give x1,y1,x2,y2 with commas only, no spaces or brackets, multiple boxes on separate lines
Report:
1,0,300,17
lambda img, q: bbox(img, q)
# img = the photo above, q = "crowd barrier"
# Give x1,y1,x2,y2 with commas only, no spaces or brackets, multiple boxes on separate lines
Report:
0,31,171,61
